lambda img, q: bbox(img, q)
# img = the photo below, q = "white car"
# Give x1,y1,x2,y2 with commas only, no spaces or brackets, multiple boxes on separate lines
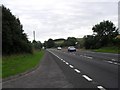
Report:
68,46,76,52
57,47,62,50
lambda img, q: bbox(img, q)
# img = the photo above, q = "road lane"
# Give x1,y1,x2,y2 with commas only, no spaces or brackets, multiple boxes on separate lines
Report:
3,51,73,88
61,49,119,63
49,49,118,88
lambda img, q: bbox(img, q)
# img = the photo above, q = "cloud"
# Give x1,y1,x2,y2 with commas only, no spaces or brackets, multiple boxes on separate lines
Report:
1,0,118,42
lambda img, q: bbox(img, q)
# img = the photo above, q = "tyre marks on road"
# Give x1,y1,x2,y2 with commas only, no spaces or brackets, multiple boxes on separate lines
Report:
48,50,106,90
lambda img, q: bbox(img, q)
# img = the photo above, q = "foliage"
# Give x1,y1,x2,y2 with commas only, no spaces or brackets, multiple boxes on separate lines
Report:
32,40,42,50
93,46,120,54
64,37,77,46
2,5,33,55
43,38,55,48
84,20,119,49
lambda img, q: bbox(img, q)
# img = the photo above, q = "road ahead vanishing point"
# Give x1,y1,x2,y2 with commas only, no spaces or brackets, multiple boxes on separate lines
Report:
3,49,119,89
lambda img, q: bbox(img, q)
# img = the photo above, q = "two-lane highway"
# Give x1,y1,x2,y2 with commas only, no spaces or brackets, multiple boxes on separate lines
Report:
3,49,119,89
48,49,119,89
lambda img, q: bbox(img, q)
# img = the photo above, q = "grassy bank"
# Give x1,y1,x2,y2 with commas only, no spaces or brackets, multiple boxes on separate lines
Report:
93,46,120,54
2,50,44,78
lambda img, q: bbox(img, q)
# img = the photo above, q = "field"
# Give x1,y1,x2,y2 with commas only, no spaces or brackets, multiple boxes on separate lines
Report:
2,50,44,78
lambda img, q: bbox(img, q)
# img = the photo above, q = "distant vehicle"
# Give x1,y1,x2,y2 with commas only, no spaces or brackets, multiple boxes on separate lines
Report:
57,47,62,50
68,46,76,52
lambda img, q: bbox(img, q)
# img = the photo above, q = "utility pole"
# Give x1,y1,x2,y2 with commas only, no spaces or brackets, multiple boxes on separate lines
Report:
33,31,35,41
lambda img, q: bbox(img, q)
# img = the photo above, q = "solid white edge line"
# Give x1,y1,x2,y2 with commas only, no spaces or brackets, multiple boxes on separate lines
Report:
69,65,74,68
97,86,106,90
82,75,92,81
74,69,81,73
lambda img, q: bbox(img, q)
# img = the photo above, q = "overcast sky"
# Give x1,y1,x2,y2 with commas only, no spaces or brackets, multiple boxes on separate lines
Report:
1,0,119,43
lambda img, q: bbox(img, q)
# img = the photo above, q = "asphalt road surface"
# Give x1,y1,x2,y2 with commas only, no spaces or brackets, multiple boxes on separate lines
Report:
3,49,119,89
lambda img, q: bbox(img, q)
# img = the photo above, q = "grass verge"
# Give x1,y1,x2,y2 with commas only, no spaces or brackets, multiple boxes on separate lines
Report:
2,50,44,78
93,46,120,54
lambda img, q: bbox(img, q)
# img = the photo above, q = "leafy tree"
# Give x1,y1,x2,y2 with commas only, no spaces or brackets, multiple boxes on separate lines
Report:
92,20,118,46
2,5,32,55
43,38,55,48
32,40,42,50
66,37,77,46
84,20,119,49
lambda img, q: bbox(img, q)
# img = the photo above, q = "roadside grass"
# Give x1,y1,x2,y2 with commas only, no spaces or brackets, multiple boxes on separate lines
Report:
92,46,120,54
2,50,44,78
0,57,2,78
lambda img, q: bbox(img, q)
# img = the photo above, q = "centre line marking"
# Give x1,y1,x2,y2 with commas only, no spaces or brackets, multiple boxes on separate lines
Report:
97,86,106,90
82,75,92,81
87,56,93,59
66,62,69,65
69,65,74,68
107,61,113,63
61,59,63,61
74,69,81,73
63,60,65,62
111,59,116,61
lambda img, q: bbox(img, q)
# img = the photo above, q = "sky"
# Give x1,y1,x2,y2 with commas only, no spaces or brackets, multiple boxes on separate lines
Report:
0,0,119,43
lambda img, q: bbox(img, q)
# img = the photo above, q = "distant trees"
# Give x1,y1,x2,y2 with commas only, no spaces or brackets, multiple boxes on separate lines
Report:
84,20,119,49
2,5,33,55
43,37,78,48
43,39,55,48
32,40,42,50
64,37,77,46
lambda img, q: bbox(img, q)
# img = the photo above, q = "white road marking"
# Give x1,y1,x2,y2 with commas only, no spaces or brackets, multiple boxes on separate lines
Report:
61,59,63,61
82,75,92,81
107,61,113,63
65,62,69,65
86,56,93,59
111,59,116,61
97,86,106,90
69,65,74,68
63,60,65,62
74,69,81,73
114,63,118,64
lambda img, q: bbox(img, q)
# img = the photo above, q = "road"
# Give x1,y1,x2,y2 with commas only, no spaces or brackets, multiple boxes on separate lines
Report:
48,49,119,89
3,49,119,89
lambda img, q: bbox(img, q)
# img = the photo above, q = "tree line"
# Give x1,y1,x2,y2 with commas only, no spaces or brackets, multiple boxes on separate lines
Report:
2,5,119,55
83,20,119,49
43,37,78,48
2,5,42,55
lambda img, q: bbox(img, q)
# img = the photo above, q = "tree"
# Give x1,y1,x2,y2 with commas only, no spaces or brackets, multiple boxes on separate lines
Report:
44,38,55,48
66,37,77,46
92,20,118,46
2,5,33,55
32,40,42,50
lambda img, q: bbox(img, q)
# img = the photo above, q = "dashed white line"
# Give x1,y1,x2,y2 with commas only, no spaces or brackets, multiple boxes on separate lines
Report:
82,75,92,81
111,59,116,61
107,61,113,63
86,56,93,59
114,63,118,64
63,60,65,62
97,86,106,90
61,59,63,61
74,69,81,73
69,65,74,68
65,62,69,65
